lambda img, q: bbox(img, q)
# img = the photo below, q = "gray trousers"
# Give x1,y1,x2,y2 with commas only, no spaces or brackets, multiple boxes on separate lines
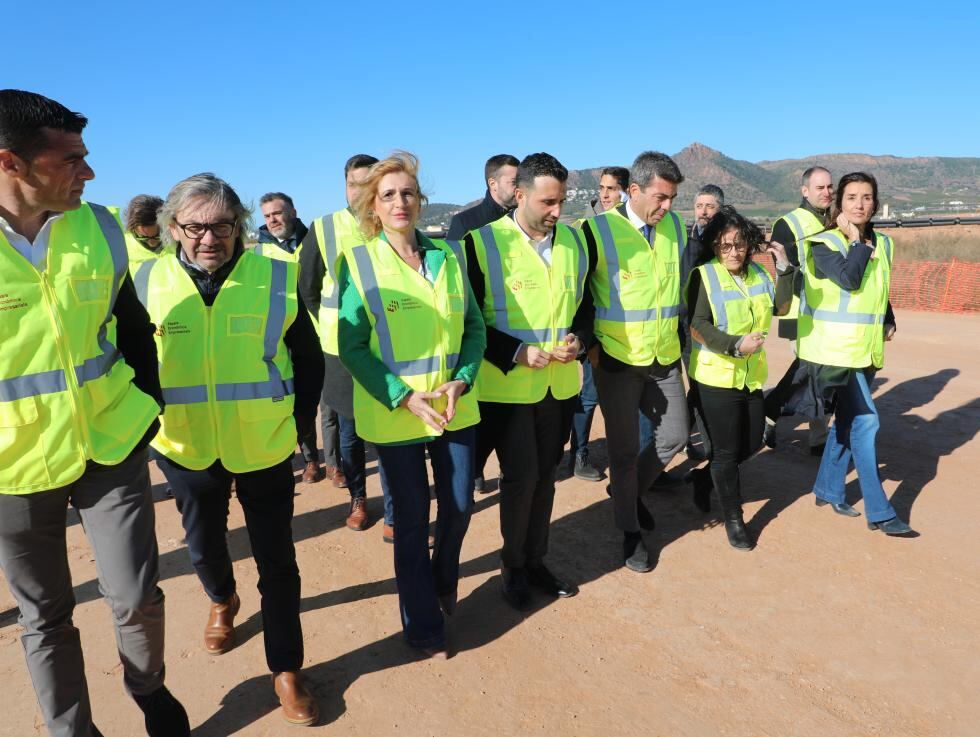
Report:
595,358,689,533
0,449,165,737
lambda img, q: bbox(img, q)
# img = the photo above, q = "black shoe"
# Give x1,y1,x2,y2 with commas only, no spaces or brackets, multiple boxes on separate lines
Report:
500,566,531,610
525,562,579,598
809,442,826,457
438,589,457,616
474,475,486,492
815,497,861,517
724,513,754,551
688,467,712,514
133,686,191,737
91,727,105,737
573,455,602,482
763,422,777,449
651,469,685,488
868,517,915,536
623,532,652,572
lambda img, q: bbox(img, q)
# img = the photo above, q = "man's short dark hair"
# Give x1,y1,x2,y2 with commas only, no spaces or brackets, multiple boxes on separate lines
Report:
600,166,629,192
516,153,568,190
630,151,684,188
484,154,520,184
802,166,831,187
696,184,725,206
345,154,379,176
260,191,294,208
0,89,87,161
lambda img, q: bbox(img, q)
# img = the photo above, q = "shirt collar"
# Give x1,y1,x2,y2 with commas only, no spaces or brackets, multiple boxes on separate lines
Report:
624,200,647,231
510,210,553,249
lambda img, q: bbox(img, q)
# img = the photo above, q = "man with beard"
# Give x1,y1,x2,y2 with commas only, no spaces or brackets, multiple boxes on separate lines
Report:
256,192,309,260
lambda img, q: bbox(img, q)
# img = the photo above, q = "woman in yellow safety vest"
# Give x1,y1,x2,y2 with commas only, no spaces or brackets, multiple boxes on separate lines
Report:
798,172,913,535
338,152,486,658
686,206,796,550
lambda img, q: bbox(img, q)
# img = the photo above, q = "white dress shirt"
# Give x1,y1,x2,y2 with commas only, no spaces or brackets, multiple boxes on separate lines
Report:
0,211,65,273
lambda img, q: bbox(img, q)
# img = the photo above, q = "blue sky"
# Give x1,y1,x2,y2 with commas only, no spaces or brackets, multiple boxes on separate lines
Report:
8,0,977,221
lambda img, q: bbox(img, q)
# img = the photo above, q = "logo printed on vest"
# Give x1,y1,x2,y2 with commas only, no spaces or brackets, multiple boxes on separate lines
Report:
386,299,399,313
156,320,192,337
620,268,648,282
509,278,539,292
0,293,28,312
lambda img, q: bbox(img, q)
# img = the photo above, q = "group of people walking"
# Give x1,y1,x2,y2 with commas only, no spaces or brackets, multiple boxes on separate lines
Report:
0,89,913,737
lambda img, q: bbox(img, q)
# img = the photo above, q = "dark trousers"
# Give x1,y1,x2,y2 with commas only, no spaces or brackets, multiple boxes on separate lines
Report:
157,456,303,673
569,361,599,460
697,383,766,514
595,358,689,532
478,393,575,568
376,428,475,648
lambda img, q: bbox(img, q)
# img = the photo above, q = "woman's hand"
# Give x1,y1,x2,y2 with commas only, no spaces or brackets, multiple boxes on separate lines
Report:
884,323,896,341
399,390,448,433
737,331,766,355
434,379,467,424
551,334,581,364
766,240,790,271
836,214,861,243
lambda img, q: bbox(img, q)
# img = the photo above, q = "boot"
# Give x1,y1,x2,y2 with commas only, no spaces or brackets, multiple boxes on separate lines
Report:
204,592,240,654
301,461,324,484
133,686,191,737
687,466,712,514
273,671,319,726
724,511,754,551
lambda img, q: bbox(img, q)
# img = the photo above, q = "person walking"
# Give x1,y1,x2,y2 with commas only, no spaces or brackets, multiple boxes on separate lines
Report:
686,207,795,550
143,173,323,726
798,172,912,535
0,89,189,737
339,152,485,657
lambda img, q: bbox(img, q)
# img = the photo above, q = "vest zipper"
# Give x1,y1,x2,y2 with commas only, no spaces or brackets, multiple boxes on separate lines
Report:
39,272,92,461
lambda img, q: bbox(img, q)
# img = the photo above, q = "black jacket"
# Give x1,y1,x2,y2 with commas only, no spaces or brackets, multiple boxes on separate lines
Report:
257,219,309,256
446,190,511,241
176,245,324,426
113,273,163,450
771,199,829,339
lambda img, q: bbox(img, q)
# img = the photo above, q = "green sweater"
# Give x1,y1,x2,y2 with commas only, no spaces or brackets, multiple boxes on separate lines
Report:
337,233,486,413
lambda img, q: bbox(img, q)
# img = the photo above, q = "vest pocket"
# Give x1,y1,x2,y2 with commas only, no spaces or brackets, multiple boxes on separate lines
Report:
69,276,111,305
238,397,293,422
448,293,465,314
227,314,265,336
0,396,49,488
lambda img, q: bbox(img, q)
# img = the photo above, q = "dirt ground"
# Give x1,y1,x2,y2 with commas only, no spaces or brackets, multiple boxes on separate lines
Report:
2,310,978,737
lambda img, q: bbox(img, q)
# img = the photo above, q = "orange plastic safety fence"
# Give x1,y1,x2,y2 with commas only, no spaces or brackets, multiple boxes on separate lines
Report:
755,257,980,313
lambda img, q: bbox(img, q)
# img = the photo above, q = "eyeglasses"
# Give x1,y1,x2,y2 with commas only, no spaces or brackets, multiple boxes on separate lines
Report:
719,243,749,254
132,233,162,246
174,220,238,239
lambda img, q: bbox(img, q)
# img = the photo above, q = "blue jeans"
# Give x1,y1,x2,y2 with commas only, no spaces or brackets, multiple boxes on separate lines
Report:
813,369,896,523
569,361,598,459
376,427,475,648
339,413,392,522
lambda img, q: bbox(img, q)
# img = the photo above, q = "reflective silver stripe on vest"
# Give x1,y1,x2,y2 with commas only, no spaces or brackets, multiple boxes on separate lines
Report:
162,385,209,405
0,369,67,402
479,225,564,344
75,204,128,387
877,233,893,262
802,231,883,324
262,259,290,400
566,225,587,306
319,215,341,310
350,245,444,377
783,211,806,244
749,263,775,301
215,377,296,401
133,258,157,307
444,239,468,303
593,215,680,322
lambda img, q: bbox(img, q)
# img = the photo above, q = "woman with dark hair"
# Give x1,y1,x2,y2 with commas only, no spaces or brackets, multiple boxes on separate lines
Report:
338,152,486,658
685,206,796,549
797,172,912,535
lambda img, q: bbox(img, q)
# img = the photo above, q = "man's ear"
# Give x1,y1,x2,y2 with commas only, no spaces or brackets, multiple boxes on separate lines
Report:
0,149,28,178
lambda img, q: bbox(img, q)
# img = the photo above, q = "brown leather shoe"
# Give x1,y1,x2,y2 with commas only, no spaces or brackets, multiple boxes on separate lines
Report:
273,671,318,726
203,592,240,654
301,461,325,484
323,465,338,481
345,497,368,531
332,469,348,488
382,524,395,543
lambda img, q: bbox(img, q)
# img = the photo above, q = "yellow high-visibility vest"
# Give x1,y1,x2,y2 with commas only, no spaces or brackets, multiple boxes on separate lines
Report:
585,206,687,366
469,215,586,403
343,236,479,444
313,208,363,355
0,203,160,493
689,259,774,391
798,228,893,369
141,251,299,472
772,206,825,321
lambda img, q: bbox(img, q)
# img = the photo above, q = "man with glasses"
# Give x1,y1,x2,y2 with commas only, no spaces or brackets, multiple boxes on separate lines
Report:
0,89,190,737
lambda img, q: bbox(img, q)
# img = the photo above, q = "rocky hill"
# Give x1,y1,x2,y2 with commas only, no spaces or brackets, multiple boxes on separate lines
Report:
420,143,980,227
